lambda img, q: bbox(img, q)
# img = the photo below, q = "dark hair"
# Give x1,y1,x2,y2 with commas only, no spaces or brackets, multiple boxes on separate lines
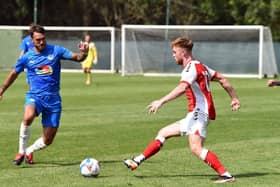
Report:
30,24,45,38
171,37,193,51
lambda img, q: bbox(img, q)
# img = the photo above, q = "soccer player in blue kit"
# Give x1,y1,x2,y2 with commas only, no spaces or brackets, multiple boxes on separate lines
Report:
19,31,34,57
20,24,36,89
0,24,89,165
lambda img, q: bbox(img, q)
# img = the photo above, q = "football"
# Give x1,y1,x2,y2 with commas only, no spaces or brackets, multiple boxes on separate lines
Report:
80,158,100,177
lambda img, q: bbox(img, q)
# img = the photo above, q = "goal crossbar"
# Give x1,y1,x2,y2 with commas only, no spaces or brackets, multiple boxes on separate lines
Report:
121,25,278,78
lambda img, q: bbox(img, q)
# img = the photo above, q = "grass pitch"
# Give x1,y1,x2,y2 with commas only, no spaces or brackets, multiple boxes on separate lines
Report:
0,72,280,187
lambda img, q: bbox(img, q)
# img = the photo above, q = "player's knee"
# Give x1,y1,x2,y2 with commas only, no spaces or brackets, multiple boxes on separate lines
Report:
43,136,55,145
23,118,34,126
157,129,168,139
189,145,202,157
43,138,53,145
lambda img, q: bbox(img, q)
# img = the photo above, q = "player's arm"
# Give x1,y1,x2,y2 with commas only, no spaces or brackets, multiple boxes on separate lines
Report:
0,70,19,100
212,72,240,111
267,79,280,87
69,42,89,62
147,82,189,114
70,52,88,62
19,50,25,58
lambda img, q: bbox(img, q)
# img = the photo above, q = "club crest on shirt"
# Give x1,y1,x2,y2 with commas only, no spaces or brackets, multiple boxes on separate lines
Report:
47,55,54,60
35,65,53,76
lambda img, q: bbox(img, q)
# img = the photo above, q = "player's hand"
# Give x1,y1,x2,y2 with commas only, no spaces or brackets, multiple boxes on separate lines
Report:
147,100,163,114
231,98,240,111
267,79,277,87
78,41,89,53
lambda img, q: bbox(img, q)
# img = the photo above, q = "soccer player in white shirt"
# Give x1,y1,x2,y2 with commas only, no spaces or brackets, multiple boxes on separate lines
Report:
124,37,240,183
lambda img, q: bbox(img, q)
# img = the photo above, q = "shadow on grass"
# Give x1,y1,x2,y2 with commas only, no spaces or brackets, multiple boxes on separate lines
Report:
19,159,121,168
234,172,270,178
135,174,216,179
135,172,270,179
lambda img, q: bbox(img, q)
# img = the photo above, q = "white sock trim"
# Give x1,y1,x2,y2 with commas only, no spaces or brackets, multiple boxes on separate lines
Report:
134,154,145,163
155,136,165,144
199,148,208,160
221,171,232,178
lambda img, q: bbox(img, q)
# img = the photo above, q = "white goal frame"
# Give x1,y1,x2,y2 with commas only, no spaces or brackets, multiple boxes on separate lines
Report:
121,25,278,78
0,26,115,73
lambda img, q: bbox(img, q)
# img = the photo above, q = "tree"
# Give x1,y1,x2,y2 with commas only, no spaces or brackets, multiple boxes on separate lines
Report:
1,0,280,40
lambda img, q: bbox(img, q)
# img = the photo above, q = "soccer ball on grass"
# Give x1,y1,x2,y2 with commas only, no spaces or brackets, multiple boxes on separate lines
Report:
80,158,100,177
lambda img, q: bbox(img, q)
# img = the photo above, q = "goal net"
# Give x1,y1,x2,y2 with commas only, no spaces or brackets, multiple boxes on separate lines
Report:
121,25,278,78
0,26,115,73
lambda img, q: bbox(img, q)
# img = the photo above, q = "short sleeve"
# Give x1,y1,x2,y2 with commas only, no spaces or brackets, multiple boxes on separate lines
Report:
89,42,94,50
204,65,217,80
56,46,73,60
180,62,197,85
14,56,26,73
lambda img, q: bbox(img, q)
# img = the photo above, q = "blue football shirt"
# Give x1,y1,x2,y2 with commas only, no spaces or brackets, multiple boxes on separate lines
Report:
14,44,73,95
20,35,34,52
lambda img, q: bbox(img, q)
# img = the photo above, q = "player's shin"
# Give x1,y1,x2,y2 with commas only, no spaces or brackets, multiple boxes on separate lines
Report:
200,148,231,177
86,72,92,84
138,136,165,163
19,122,31,154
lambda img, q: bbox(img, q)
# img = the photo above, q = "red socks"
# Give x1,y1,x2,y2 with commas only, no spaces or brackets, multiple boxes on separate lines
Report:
143,139,163,159
141,140,227,176
204,151,227,175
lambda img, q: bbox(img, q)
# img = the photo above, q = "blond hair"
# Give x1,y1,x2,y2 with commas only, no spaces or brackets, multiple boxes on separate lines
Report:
171,37,193,51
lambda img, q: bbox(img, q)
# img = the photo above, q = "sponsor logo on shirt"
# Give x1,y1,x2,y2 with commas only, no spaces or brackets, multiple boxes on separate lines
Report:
185,62,192,72
35,65,53,76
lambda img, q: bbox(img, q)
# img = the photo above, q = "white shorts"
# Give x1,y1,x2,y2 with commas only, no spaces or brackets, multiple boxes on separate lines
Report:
178,109,209,138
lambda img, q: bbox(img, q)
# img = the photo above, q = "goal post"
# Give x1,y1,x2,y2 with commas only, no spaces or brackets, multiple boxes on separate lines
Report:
121,25,278,78
0,26,115,73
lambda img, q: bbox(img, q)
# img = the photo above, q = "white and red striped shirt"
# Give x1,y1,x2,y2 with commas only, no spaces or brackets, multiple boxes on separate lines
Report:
180,60,217,120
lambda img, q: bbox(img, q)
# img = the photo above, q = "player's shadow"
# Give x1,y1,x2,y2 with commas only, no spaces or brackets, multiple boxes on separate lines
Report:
20,159,121,168
135,172,270,179
20,161,80,168
135,174,216,179
233,172,270,178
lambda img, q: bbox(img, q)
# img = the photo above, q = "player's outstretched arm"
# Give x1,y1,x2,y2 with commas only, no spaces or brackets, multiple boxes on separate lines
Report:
267,79,280,87
212,72,240,111
0,70,19,101
147,82,188,114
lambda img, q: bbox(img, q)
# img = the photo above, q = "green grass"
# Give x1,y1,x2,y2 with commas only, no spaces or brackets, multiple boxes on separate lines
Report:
0,72,280,186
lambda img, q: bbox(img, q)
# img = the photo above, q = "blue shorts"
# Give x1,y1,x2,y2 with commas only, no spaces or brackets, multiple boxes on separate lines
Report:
25,93,62,128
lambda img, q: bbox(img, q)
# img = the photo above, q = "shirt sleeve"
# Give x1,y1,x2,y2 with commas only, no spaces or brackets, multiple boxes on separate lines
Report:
180,62,197,85
89,42,94,50
14,56,26,73
204,65,217,80
57,46,73,60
